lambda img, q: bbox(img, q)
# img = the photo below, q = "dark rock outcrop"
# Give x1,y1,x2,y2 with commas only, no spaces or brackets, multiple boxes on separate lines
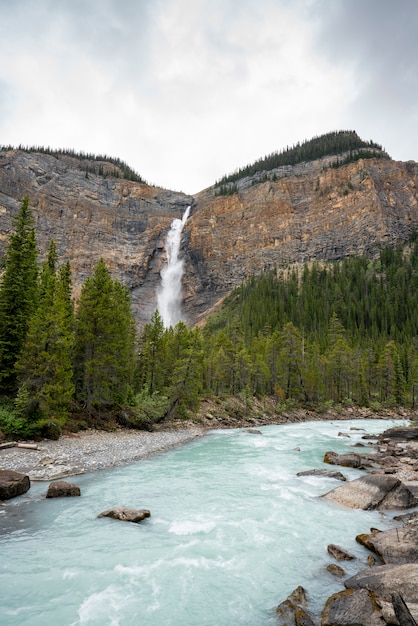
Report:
46,480,81,498
276,586,316,626
0,469,30,500
321,474,417,510
327,544,355,561
97,507,151,523
379,426,418,442
391,591,418,626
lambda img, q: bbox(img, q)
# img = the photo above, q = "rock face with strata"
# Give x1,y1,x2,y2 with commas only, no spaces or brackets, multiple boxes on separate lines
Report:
1,149,418,326
0,469,30,499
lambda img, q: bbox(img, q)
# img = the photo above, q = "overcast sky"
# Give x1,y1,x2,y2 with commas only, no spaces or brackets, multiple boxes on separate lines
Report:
0,0,417,194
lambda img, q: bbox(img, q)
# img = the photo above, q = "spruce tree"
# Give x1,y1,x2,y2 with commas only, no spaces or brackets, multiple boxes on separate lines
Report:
15,244,75,423
0,197,38,394
74,259,136,413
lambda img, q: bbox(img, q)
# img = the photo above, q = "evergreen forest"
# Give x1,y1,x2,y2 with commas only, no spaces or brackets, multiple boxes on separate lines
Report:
0,198,417,439
214,130,388,192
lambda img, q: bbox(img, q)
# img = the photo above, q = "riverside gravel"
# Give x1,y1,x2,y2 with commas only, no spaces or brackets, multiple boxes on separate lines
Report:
0,427,204,480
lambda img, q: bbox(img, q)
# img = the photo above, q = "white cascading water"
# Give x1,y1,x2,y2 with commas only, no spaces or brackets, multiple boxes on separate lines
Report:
157,206,191,327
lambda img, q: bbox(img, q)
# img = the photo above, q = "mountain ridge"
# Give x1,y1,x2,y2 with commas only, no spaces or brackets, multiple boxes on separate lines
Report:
0,133,417,327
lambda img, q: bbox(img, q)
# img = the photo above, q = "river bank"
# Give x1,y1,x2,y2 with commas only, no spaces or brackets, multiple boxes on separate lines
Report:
0,403,415,481
0,427,204,480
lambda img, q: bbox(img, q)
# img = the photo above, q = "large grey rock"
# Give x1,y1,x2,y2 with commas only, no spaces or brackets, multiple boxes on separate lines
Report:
345,563,418,604
321,588,384,625
356,519,418,564
321,474,416,510
97,507,151,523
380,426,418,441
46,481,81,498
0,469,30,500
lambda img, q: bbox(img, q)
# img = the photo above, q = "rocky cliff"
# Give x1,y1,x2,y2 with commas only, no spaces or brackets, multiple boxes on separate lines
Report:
0,147,417,327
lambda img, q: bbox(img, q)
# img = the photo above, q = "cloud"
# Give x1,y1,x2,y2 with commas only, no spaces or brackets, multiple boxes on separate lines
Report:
0,0,416,192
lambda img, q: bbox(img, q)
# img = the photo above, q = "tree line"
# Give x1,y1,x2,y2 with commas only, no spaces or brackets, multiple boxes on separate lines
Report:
1,198,417,439
0,145,145,183
214,130,388,191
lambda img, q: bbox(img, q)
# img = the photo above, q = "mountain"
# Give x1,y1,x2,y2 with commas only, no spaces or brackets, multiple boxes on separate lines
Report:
1,134,418,326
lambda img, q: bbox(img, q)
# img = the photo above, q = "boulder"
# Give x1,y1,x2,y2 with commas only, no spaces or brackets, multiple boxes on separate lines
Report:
327,544,355,561
345,563,418,604
391,591,418,626
276,586,316,626
323,451,370,468
0,469,30,500
97,507,151,523
297,469,347,481
326,563,346,577
321,587,384,625
356,520,418,564
321,474,417,510
46,481,81,498
380,426,418,441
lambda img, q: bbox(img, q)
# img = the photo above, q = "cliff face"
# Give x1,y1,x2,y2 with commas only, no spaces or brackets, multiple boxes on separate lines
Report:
184,157,418,321
0,148,418,326
0,149,193,324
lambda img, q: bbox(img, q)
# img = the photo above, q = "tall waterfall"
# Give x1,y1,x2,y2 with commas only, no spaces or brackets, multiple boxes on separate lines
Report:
157,206,191,327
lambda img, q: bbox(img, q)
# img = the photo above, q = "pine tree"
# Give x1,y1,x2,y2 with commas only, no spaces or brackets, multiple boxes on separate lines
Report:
15,244,75,423
74,259,136,413
0,197,38,394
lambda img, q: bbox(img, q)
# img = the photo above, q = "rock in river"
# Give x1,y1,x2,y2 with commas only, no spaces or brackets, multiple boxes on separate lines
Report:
321,474,416,510
97,507,151,523
46,481,81,498
0,469,30,500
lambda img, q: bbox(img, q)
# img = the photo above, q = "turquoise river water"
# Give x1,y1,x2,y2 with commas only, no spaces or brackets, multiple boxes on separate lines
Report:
0,418,407,625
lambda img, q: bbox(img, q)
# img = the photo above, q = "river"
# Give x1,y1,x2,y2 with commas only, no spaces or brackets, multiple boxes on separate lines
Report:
0,418,406,625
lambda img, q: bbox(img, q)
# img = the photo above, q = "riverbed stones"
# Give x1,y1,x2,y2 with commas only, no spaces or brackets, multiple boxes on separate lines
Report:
97,507,151,523
321,474,417,510
0,469,30,500
46,480,81,498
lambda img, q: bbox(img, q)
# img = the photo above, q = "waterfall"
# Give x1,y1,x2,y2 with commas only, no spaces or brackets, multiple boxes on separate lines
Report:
157,206,191,328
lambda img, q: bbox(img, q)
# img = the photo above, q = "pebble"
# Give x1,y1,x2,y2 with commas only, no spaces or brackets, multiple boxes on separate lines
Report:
0,427,204,480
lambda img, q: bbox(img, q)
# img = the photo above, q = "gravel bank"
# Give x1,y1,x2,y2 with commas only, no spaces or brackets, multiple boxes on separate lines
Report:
0,427,204,481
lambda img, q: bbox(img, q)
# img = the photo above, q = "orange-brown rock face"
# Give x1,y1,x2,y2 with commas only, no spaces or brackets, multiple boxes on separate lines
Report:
0,149,193,325
1,149,418,327
184,158,418,321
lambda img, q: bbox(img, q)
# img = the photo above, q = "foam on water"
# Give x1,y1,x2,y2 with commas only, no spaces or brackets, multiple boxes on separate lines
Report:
0,418,407,625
